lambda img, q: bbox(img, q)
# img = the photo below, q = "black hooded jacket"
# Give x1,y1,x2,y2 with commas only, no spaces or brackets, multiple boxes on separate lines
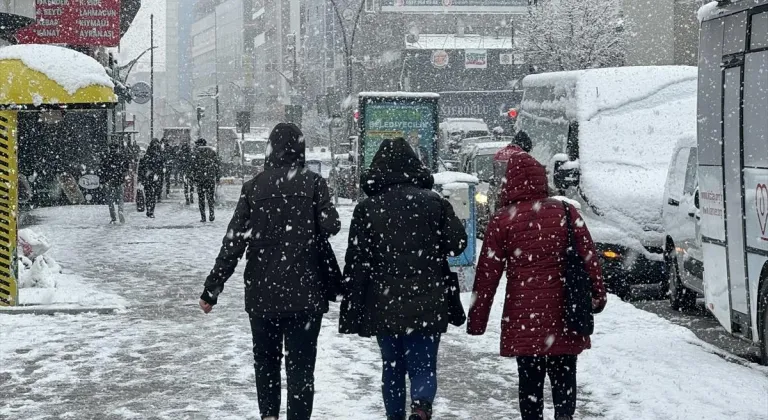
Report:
138,140,164,185
201,123,341,316
99,148,129,186
340,138,468,336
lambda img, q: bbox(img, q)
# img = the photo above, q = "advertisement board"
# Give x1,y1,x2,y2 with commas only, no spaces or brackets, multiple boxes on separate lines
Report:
465,49,488,69
382,0,527,12
16,0,121,47
359,94,439,173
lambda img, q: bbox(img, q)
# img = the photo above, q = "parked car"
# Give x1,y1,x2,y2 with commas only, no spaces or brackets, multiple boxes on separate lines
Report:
459,141,509,238
517,66,698,299
439,118,490,160
662,134,701,310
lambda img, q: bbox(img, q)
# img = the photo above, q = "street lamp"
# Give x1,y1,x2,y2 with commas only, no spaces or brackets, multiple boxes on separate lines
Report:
328,0,366,121
117,46,158,84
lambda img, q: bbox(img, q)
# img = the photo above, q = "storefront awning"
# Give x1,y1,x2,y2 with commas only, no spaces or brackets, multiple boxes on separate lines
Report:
0,44,117,110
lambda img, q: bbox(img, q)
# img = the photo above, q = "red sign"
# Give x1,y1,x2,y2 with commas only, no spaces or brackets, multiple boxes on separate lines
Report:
16,0,121,47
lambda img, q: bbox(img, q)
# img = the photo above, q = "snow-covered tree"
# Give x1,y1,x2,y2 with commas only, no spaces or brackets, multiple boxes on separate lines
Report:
517,0,626,72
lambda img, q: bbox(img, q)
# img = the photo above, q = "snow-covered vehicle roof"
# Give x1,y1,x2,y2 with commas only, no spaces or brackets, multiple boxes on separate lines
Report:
520,66,698,245
433,171,479,186
440,118,489,133
359,91,440,99
471,141,509,155
0,44,114,94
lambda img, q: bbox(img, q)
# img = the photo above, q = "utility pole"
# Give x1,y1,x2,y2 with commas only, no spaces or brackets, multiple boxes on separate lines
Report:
150,14,155,141
215,84,220,155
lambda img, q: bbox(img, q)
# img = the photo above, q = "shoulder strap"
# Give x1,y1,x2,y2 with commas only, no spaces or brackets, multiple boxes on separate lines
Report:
562,201,576,249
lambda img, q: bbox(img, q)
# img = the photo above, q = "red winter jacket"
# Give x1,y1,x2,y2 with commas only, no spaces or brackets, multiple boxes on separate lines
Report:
467,150,607,357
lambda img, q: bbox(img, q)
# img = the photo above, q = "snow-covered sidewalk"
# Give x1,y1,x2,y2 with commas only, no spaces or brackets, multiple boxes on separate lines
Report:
1,190,766,419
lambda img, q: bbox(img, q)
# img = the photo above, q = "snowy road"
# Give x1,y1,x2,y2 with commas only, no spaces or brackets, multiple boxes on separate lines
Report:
1,186,768,419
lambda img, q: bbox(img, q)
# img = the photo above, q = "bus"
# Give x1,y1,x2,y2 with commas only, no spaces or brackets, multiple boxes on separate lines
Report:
698,0,768,363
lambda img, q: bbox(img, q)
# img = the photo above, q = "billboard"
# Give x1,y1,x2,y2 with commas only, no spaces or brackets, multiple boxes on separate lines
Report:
16,0,121,47
359,96,439,172
382,0,528,13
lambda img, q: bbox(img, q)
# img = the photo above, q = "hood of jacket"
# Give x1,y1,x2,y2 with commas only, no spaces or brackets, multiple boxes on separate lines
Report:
266,123,305,169
361,138,434,196
501,149,548,207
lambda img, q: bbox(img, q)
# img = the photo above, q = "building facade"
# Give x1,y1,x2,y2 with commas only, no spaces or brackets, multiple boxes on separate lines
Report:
304,0,528,120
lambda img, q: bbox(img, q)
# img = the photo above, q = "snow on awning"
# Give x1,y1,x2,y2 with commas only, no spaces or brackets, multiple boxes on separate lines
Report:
406,34,514,50
0,44,116,108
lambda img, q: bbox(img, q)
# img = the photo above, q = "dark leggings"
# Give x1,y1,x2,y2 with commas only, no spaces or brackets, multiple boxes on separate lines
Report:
517,355,577,420
250,314,322,420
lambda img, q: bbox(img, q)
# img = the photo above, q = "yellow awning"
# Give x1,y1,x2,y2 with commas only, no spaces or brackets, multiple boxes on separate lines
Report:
0,58,117,109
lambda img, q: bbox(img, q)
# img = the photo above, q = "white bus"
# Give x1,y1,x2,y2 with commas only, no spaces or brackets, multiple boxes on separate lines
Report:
698,0,768,363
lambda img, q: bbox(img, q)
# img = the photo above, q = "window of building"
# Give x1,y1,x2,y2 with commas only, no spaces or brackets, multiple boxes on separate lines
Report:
365,0,376,13
751,12,768,50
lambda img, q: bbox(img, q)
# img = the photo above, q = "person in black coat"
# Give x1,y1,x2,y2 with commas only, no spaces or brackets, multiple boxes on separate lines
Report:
178,142,195,205
138,139,164,218
198,122,340,420
191,138,221,222
340,138,467,420
99,143,130,224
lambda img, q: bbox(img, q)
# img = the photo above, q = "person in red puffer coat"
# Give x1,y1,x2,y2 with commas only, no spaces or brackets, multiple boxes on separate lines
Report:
467,149,607,420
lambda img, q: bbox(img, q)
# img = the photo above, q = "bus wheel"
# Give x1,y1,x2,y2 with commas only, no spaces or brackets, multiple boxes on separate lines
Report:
667,254,696,311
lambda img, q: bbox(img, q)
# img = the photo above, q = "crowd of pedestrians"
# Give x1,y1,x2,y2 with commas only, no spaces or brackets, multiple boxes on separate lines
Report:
197,122,607,420
101,135,221,222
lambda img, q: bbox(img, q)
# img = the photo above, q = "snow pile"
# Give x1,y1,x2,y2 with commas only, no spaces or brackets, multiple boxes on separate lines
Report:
11,228,127,309
18,228,50,260
580,296,768,419
0,44,114,94
18,255,61,289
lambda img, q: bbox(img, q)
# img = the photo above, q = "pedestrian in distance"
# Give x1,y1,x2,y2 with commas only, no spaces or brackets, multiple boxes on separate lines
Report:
178,141,195,205
467,149,607,420
199,122,341,420
99,142,130,224
161,137,174,199
191,138,221,222
339,138,468,420
138,138,164,218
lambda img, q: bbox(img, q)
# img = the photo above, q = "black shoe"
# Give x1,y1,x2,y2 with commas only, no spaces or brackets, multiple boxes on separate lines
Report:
209,214,215,222
201,217,207,223
410,401,431,420
147,213,155,218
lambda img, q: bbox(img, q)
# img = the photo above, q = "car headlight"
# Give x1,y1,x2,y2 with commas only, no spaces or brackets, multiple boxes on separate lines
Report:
475,192,488,205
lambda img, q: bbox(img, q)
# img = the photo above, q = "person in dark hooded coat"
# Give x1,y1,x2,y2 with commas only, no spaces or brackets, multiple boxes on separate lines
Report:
138,139,164,218
191,138,221,222
198,122,340,420
340,138,467,420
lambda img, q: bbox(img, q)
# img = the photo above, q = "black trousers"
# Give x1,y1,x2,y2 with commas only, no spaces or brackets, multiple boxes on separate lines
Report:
144,180,158,217
250,314,322,420
197,181,215,220
517,355,577,420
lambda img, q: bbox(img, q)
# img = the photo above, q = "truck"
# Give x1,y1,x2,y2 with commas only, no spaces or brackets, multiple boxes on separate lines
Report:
697,0,768,364
517,66,698,299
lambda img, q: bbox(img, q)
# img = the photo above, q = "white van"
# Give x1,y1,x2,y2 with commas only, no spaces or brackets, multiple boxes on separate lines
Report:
662,135,702,310
698,0,768,363
518,66,698,299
